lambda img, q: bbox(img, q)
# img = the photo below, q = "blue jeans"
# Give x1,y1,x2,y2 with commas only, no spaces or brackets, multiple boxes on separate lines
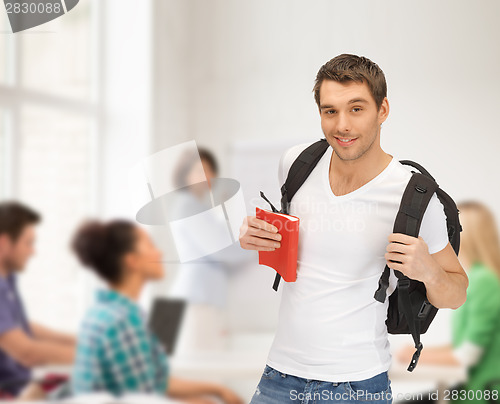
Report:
250,364,393,403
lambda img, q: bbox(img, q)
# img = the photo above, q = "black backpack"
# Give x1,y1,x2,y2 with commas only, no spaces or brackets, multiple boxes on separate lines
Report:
260,137,462,372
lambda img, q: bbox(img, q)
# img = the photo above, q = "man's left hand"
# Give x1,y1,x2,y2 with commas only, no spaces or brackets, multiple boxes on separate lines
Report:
385,233,436,283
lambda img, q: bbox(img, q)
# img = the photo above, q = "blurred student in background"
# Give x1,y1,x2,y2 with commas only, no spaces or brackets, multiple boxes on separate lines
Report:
168,147,251,353
71,219,244,404
0,201,76,399
396,200,500,404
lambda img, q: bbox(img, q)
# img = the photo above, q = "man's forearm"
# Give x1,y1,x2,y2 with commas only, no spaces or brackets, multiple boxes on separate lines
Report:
24,339,75,367
30,323,76,346
423,258,468,310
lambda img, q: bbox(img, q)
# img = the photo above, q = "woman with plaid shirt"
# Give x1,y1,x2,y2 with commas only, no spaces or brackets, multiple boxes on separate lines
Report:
70,219,243,404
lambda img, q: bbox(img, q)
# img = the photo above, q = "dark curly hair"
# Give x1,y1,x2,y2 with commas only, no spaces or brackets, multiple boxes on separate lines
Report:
71,219,137,284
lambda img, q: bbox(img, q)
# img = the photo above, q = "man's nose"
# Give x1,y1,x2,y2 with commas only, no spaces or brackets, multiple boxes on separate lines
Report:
337,112,351,132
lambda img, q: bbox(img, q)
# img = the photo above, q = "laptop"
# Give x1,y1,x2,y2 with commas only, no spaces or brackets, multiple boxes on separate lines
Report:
148,298,186,355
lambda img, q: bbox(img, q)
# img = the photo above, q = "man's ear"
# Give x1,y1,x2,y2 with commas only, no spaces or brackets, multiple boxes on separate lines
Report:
378,97,390,125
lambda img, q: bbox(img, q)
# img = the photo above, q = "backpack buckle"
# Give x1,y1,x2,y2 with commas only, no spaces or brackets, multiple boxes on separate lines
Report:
374,278,388,303
407,342,424,372
415,184,427,193
417,300,432,319
398,278,411,290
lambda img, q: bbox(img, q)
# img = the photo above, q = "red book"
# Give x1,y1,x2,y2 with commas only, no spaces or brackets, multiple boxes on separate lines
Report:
256,207,300,282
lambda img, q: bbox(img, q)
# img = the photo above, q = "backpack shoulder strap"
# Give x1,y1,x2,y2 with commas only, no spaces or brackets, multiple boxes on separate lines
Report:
395,159,461,254
272,137,330,291
399,160,435,181
280,138,330,214
374,163,440,372
374,166,439,303
394,170,439,237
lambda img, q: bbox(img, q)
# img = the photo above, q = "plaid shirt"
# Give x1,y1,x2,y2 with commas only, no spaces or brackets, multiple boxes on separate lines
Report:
71,289,169,397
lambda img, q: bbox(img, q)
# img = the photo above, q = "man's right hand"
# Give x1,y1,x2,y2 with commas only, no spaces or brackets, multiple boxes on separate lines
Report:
239,216,282,251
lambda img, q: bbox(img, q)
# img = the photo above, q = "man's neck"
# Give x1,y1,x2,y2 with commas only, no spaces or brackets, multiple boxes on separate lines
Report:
0,264,9,279
330,148,392,185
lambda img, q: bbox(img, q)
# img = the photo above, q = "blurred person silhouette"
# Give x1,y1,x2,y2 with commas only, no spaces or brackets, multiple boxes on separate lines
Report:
168,147,250,353
70,219,244,404
0,201,76,400
395,200,500,404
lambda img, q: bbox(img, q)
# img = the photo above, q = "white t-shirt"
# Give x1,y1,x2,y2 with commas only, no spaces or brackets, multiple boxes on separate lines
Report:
266,140,449,382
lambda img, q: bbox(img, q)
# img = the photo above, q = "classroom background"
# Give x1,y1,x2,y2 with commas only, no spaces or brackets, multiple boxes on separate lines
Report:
0,0,499,402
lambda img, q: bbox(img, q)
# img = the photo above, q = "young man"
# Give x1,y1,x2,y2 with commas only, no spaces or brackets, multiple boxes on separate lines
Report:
239,54,468,403
0,201,76,398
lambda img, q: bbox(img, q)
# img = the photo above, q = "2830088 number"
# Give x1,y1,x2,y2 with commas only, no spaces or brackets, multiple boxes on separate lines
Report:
5,2,62,14
444,389,499,401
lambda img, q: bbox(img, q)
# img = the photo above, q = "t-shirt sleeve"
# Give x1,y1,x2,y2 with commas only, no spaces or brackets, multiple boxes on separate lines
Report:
278,142,315,185
452,340,485,367
460,270,500,348
278,147,292,185
418,192,450,255
0,294,17,336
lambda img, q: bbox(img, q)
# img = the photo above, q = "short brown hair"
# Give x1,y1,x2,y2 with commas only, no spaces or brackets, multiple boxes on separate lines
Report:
0,201,41,241
172,146,219,189
313,54,387,111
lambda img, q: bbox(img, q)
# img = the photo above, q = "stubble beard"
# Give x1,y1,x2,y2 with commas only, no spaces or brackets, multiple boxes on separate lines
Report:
332,127,379,162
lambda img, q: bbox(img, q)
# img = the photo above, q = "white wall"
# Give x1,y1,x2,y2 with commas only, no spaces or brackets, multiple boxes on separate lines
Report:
100,0,153,219
77,0,154,314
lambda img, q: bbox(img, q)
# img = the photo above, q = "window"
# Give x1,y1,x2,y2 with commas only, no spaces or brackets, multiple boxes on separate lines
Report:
0,1,101,332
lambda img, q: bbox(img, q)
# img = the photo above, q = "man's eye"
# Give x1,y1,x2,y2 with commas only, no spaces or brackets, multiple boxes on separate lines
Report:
353,107,362,112
326,110,335,114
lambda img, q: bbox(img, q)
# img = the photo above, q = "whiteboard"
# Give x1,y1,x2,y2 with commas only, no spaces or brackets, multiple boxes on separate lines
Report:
228,136,316,215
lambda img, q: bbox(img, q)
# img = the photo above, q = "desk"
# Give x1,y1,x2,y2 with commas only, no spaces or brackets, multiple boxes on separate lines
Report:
33,365,72,379
170,351,468,404
389,361,467,404
169,350,267,380
34,354,467,404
